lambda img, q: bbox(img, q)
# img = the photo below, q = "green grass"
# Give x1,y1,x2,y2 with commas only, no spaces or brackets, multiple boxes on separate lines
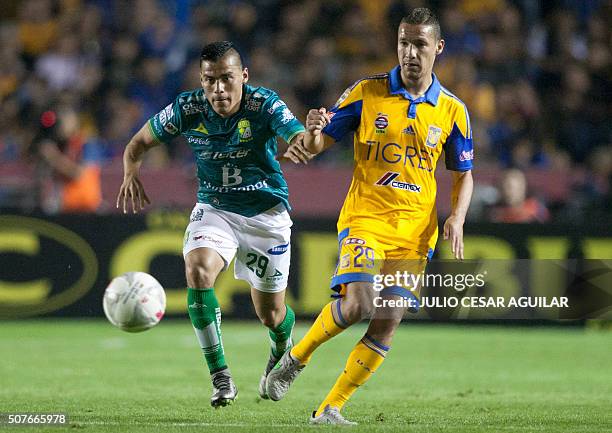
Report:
0,320,611,433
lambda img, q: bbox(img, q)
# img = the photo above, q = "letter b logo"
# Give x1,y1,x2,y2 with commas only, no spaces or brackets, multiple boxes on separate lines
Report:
222,167,242,186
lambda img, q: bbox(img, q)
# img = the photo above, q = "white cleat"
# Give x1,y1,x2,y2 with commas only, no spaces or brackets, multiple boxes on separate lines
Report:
210,369,238,407
265,350,305,401
309,405,357,425
258,351,280,399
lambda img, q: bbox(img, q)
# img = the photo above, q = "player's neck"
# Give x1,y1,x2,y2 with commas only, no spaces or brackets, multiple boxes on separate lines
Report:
216,104,241,118
401,72,433,100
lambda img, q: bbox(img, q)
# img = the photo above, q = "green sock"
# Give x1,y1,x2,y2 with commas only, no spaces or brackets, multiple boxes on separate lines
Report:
187,288,227,374
269,305,295,358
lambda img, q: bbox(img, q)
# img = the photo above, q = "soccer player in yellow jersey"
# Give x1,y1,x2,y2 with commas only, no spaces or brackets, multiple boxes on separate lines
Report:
266,8,474,424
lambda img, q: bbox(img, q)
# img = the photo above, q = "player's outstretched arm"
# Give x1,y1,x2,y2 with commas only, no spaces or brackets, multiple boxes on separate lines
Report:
443,170,473,260
303,108,333,154
279,133,314,164
116,123,159,214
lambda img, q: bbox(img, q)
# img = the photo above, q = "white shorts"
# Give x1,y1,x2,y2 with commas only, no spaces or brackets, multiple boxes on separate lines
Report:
183,203,292,293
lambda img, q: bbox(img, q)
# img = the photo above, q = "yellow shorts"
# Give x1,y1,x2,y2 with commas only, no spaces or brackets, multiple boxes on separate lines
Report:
331,228,429,311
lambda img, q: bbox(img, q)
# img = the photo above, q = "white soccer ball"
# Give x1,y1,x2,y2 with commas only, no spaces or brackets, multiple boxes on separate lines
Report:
103,272,166,333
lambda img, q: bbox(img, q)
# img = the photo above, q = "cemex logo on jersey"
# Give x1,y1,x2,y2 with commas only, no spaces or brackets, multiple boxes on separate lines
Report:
267,243,289,255
375,172,421,193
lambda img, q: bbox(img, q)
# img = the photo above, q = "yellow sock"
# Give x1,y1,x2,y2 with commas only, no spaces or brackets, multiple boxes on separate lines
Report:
291,300,347,364
316,335,388,416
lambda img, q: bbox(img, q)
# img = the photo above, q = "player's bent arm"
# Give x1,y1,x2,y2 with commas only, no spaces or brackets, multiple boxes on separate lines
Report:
279,133,315,164
123,123,160,175
117,123,159,213
450,170,473,222
303,108,334,154
303,131,334,155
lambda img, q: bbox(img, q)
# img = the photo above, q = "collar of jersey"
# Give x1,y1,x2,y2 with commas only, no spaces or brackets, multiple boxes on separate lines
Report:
388,65,441,106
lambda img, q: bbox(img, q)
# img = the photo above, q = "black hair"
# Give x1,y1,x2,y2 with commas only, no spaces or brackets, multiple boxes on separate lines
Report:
200,41,243,66
400,8,441,41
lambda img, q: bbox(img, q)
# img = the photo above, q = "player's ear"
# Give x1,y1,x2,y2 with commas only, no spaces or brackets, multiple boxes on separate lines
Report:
436,39,445,56
242,67,249,84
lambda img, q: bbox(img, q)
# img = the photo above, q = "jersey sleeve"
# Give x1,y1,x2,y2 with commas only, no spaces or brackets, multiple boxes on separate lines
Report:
147,96,187,143
443,104,474,171
322,80,364,142
264,93,305,143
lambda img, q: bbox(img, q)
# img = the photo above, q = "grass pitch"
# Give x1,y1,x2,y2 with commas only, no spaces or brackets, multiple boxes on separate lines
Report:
1,320,611,432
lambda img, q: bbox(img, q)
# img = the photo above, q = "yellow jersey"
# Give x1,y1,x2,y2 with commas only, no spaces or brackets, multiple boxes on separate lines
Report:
323,66,473,257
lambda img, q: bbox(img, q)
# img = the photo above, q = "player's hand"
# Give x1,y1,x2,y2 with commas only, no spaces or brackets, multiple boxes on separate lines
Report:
443,215,465,260
281,134,314,164
116,172,151,214
306,108,331,136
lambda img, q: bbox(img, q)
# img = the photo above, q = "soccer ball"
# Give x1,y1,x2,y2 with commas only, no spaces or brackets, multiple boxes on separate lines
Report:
103,272,166,333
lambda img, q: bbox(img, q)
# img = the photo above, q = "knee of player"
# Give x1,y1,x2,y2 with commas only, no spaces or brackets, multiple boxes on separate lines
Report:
257,311,278,328
341,297,373,324
254,303,284,328
359,302,375,320
185,260,220,288
185,250,224,282
368,319,401,344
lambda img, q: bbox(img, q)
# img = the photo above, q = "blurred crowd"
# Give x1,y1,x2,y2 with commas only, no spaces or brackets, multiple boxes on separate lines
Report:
0,0,610,219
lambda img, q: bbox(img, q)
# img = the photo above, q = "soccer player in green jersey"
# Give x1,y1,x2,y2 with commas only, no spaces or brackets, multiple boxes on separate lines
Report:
116,41,311,407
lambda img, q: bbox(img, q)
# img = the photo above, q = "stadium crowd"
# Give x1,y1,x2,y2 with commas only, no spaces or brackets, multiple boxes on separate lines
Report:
0,0,610,219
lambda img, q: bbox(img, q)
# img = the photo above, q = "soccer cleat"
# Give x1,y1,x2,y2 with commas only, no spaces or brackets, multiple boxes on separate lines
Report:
265,349,305,401
210,369,238,407
309,405,357,425
258,351,280,399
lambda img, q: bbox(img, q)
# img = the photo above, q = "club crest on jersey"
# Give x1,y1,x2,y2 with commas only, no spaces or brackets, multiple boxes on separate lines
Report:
374,113,389,133
375,171,421,193
426,125,442,148
238,119,252,141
